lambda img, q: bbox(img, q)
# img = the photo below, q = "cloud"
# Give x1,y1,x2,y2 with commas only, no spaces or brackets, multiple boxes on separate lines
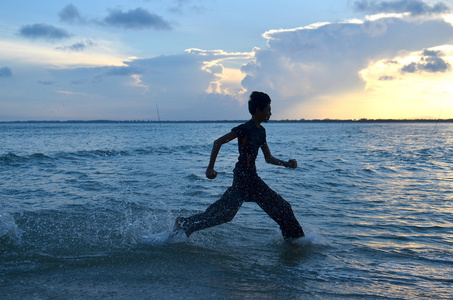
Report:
105,65,143,76
0,39,124,68
0,67,12,78
103,8,173,30
46,49,251,120
168,0,205,14
19,23,72,41
378,75,395,80
101,51,219,97
353,0,451,16
241,14,453,113
56,90,103,99
401,49,451,73
58,5,173,31
59,4,85,24
45,13,450,120
56,40,95,52
104,48,251,96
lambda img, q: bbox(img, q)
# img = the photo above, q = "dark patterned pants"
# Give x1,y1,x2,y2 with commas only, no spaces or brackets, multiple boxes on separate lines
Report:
180,175,304,239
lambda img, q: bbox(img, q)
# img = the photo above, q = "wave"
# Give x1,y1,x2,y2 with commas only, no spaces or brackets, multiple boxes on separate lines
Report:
0,212,21,245
1,144,209,167
308,147,332,152
0,152,52,164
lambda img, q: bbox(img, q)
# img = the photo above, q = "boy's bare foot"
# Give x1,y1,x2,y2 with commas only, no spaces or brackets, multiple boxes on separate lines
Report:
173,217,189,237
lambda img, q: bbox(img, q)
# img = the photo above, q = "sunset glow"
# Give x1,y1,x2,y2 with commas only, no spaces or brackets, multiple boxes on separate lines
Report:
1,1,452,121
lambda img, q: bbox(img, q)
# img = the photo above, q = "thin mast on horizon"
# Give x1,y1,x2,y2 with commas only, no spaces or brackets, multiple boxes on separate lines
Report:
156,104,161,126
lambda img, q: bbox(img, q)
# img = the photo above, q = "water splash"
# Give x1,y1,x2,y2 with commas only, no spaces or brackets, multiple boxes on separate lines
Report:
0,212,21,244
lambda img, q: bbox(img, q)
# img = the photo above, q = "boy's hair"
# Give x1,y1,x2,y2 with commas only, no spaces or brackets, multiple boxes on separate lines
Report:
248,91,271,115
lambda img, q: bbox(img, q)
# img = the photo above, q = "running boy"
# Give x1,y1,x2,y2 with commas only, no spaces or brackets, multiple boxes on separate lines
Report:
174,91,304,239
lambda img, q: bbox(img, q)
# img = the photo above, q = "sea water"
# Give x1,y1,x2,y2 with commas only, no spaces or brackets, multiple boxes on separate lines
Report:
1,122,452,299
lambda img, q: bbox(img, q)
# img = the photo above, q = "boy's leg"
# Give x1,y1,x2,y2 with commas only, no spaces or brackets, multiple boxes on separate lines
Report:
253,181,304,239
177,187,243,237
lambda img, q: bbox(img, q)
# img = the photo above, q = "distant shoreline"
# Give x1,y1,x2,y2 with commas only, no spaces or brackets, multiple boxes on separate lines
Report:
1,119,453,124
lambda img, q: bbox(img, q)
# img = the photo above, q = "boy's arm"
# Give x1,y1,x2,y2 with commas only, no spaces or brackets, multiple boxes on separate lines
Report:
261,143,297,169
206,131,238,179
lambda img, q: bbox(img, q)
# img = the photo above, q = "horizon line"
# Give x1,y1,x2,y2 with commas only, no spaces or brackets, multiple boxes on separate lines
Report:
1,118,453,124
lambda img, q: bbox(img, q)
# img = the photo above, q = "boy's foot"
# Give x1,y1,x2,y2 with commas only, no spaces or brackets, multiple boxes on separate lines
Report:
173,216,183,230
173,217,189,237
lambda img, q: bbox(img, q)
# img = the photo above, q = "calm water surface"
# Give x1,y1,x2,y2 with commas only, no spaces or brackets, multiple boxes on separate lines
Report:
1,122,452,299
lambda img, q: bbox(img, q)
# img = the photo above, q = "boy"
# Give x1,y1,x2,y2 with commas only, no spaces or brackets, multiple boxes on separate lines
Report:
174,91,304,240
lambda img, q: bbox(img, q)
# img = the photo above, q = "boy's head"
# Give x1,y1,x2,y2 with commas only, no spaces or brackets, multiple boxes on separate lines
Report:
248,91,271,115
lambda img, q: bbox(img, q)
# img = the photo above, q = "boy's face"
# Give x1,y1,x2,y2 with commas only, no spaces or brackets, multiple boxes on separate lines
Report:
256,104,272,123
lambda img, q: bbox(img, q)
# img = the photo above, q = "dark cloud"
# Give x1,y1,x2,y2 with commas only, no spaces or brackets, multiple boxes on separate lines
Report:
0,67,12,78
353,0,451,15
59,4,84,24
56,40,94,52
103,8,173,30
401,49,451,73
19,23,72,40
379,75,395,80
401,62,418,72
59,5,173,31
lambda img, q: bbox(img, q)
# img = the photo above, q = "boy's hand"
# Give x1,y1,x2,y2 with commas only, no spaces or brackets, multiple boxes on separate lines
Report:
286,159,297,169
206,168,218,179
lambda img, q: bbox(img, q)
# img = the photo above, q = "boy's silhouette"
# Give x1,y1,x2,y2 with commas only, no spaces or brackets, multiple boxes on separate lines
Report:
175,91,304,240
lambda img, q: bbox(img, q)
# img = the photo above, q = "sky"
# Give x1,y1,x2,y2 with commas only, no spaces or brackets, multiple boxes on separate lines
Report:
1,0,453,121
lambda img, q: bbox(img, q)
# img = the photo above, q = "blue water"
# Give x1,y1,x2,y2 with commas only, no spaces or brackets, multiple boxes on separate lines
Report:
1,122,452,299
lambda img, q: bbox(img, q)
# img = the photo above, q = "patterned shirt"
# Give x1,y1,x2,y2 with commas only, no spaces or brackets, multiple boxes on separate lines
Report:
232,120,266,177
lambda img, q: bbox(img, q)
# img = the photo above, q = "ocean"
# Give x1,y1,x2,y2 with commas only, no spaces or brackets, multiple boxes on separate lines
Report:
1,121,452,299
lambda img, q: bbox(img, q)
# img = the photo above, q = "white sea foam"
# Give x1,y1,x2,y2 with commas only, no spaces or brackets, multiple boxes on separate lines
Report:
122,214,188,246
141,229,188,245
